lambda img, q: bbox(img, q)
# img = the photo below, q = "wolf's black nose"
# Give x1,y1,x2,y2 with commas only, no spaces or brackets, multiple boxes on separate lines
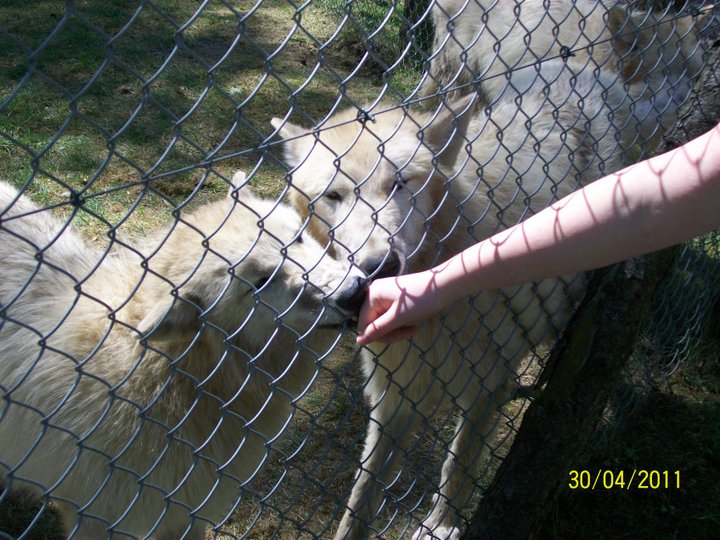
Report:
336,276,368,315
363,251,401,279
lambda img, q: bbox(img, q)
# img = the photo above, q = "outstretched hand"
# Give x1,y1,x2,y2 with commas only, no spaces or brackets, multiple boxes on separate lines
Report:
356,270,448,345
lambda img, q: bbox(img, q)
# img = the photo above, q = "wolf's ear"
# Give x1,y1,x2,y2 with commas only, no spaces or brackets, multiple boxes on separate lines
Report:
227,170,247,199
226,171,265,209
421,93,477,169
271,117,314,169
136,292,204,342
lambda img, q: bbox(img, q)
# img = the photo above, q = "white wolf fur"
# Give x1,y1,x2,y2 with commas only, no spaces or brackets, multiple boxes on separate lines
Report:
423,0,709,144
0,176,366,539
273,62,630,539
423,0,618,99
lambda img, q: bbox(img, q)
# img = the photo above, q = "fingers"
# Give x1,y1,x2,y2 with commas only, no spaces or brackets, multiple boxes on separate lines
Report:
375,325,419,344
357,324,418,345
357,278,396,336
355,274,426,345
356,308,395,345
356,296,415,344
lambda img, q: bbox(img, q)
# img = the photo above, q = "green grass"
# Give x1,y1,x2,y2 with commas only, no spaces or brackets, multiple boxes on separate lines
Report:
0,0,399,240
313,0,430,97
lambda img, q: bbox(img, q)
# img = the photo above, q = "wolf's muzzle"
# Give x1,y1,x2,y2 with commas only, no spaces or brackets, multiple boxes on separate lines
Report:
336,276,368,316
362,250,402,279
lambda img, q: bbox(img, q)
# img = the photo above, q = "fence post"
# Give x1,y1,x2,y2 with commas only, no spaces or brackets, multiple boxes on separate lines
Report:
462,36,720,540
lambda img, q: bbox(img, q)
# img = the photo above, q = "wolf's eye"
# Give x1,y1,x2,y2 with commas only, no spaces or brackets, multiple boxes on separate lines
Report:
254,276,270,290
391,176,407,193
325,190,342,202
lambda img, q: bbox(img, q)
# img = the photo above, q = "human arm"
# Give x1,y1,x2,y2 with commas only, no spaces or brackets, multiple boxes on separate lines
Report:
356,122,720,345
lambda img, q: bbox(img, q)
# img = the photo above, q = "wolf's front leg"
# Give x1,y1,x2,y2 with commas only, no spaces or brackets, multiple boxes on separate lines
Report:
413,377,515,540
334,390,421,540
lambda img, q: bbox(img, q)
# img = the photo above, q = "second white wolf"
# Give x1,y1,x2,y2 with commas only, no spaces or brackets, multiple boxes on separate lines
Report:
273,60,631,539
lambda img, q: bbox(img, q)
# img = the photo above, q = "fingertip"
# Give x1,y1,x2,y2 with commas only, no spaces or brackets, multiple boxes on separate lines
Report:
356,327,380,346
356,325,419,346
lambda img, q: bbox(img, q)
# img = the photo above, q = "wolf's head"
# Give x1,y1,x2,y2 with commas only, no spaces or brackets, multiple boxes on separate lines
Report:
272,97,474,278
136,175,367,349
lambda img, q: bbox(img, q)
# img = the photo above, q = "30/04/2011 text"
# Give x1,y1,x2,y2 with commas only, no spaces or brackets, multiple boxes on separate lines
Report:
568,470,681,490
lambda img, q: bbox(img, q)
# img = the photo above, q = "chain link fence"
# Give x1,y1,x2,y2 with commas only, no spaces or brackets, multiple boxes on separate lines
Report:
1,1,718,539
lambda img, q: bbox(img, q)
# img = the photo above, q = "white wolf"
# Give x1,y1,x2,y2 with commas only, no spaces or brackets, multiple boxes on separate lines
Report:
0,175,366,539
272,61,630,539
423,0,709,144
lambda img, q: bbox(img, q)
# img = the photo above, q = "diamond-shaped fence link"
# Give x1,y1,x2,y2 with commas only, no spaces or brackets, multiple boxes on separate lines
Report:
0,1,718,539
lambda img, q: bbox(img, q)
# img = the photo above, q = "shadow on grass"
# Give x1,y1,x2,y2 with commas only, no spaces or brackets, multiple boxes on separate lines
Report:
0,0,375,231
539,369,720,539
0,485,64,540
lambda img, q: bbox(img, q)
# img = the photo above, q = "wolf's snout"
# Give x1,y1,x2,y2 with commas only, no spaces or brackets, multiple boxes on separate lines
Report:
336,276,368,315
363,251,402,279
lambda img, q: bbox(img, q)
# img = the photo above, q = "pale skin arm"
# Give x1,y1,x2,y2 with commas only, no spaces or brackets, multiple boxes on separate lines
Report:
357,123,720,345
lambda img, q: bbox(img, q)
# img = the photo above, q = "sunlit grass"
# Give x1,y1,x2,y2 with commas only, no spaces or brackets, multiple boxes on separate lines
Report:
0,0,395,242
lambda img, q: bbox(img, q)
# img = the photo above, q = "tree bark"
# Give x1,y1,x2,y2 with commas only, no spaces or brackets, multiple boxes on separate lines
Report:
463,252,676,540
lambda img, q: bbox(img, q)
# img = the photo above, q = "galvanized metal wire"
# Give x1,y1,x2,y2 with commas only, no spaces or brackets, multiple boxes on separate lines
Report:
1,1,718,539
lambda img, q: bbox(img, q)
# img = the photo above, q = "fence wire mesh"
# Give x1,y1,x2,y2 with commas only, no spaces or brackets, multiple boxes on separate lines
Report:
1,1,718,539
